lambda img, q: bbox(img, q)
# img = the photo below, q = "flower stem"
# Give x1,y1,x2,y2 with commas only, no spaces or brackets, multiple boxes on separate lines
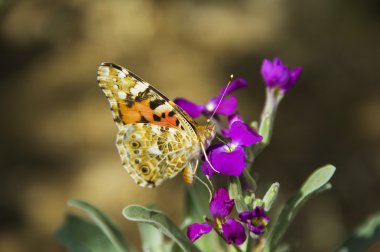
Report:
251,88,283,160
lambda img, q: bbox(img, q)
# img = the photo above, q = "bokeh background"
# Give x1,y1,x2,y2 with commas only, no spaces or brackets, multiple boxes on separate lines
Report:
1,0,379,251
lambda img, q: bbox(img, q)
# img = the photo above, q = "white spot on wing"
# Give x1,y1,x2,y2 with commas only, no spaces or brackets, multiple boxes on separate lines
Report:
152,127,160,134
118,91,127,99
148,146,162,155
168,128,177,134
113,85,119,90
101,67,109,76
130,81,147,96
154,105,167,114
118,72,126,78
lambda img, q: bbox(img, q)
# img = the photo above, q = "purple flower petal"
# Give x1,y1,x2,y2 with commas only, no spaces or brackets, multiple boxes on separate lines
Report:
222,114,244,137
227,114,244,126
221,128,230,137
247,223,266,235
261,58,290,88
280,66,302,92
206,96,237,116
222,218,247,245
201,144,223,178
238,211,255,222
174,98,205,118
238,206,270,236
187,222,213,242
201,160,215,178
228,121,263,147
253,206,269,220
209,187,234,219
209,145,246,176
218,78,248,97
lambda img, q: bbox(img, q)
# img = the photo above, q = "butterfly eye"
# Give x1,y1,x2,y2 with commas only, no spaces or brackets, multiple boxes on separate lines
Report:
130,141,141,148
141,166,150,175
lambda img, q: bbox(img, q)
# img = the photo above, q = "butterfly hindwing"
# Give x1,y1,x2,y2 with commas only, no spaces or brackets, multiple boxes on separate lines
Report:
116,123,198,187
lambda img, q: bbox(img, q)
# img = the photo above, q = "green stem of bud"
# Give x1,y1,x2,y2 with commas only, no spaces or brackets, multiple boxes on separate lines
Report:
251,88,284,160
228,177,249,212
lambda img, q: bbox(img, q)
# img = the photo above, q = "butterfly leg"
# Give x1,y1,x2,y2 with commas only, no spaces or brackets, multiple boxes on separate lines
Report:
192,159,199,175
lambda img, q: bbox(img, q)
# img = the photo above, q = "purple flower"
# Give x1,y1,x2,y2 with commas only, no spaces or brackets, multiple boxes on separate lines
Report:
186,187,247,245
209,187,235,218
174,78,248,117
239,206,270,235
261,57,302,92
202,144,246,177
222,218,247,245
202,116,262,178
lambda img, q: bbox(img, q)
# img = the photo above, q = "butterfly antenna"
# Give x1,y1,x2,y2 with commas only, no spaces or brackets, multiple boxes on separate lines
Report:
216,135,228,145
206,74,234,127
201,75,234,175
216,135,233,152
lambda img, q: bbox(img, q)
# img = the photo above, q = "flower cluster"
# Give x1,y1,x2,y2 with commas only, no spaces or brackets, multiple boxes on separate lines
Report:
176,58,301,179
178,57,301,246
187,188,270,245
187,187,269,245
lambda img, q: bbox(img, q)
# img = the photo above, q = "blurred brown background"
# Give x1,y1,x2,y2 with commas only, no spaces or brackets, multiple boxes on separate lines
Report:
0,0,379,251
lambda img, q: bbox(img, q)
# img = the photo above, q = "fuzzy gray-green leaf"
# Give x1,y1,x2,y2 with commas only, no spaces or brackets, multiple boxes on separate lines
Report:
336,213,380,252
68,199,132,252
123,205,200,252
56,214,119,252
263,164,336,251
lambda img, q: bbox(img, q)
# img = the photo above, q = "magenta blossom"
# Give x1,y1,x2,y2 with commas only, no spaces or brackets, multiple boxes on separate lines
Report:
174,78,248,117
202,115,262,178
239,206,270,235
187,187,246,245
261,57,302,92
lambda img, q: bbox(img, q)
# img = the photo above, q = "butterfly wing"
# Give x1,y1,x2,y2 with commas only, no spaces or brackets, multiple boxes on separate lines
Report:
97,63,198,131
117,123,198,187
97,63,201,187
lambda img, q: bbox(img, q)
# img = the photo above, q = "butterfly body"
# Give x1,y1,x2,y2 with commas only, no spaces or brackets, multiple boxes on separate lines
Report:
97,63,214,187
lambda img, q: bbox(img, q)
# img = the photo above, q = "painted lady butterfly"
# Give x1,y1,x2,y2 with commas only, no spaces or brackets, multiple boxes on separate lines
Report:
97,63,215,188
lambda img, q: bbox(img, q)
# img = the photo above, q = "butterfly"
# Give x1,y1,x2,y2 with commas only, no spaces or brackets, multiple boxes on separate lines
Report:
97,63,215,188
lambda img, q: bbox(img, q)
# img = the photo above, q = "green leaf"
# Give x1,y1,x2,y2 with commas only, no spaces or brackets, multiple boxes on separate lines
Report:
263,182,280,212
68,199,133,252
263,164,336,251
123,205,201,252
336,213,380,252
300,164,335,196
137,205,166,252
138,222,165,252
56,214,119,252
